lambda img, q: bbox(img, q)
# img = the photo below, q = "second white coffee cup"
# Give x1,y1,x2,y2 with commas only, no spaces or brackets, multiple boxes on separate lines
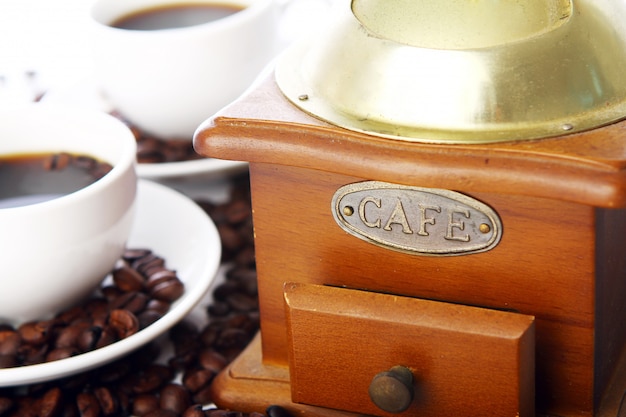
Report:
90,0,282,139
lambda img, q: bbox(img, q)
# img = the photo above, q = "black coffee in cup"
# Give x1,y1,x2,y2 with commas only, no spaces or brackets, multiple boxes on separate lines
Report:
0,152,112,208
110,3,244,30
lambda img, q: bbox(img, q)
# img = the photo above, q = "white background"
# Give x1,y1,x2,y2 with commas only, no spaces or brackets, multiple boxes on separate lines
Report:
0,0,336,105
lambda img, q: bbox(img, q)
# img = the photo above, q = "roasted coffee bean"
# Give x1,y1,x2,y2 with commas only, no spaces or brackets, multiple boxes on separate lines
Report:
233,246,256,268
150,279,184,302
198,350,227,373
131,393,160,416
109,291,149,314
38,387,63,417
93,386,118,416
137,310,164,328
122,248,152,262
159,383,191,414
18,320,54,346
138,260,169,278
54,321,91,349
76,392,101,417
131,253,164,274
213,281,239,301
112,266,145,292
94,326,118,349
0,329,20,355
118,117,203,165
76,325,102,352
46,346,79,362
18,343,47,365
191,385,213,405
182,404,206,417
146,269,179,290
226,199,252,224
227,292,258,313
145,299,171,315
130,364,173,394
182,368,216,393
108,309,139,339
217,223,244,254
207,301,230,318
99,286,124,303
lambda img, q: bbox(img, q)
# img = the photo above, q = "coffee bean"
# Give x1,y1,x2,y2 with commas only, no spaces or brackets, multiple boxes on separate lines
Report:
108,309,139,339
54,321,90,349
18,321,53,346
0,329,21,356
159,383,191,414
146,269,179,290
76,392,101,417
227,292,258,313
109,291,149,314
75,325,102,352
182,404,206,417
46,346,79,362
131,393,160,416
131,364,173,394
112,266,146,292
150,279,184,302
198,350,227,373
122,248,152,262
93,386,118,416
226,199,252,224
38,387,63,417
182,368,216,393
138,310,164,328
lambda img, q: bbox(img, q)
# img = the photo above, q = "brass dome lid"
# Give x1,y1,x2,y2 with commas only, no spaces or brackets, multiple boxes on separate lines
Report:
275,0,626,144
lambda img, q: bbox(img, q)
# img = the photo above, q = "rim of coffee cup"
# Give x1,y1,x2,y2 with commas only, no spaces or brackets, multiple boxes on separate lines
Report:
90,0,276,37
0,103,137,214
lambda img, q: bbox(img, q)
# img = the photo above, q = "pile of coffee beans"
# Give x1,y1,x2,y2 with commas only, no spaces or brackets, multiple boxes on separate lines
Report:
0,173,287,417
109,111,204,164
0,250,184,370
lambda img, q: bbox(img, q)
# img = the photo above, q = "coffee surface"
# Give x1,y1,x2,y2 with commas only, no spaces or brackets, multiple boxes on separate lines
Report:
0,152,112,208
111,3,244,30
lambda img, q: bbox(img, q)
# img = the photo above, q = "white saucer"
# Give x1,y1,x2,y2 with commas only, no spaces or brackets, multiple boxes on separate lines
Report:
41,84,247,181
0,179,221,387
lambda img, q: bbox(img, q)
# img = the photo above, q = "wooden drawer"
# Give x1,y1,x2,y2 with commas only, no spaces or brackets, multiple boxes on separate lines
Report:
284,282,536,417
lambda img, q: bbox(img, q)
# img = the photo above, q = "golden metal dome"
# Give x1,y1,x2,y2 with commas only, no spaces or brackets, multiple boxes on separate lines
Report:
275,0,626,144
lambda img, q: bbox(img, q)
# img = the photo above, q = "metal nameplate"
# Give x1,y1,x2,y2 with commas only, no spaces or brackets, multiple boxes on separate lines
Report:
331,181,502,256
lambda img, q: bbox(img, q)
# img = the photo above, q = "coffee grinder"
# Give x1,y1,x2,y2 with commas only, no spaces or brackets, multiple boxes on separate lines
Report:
194,1,626,415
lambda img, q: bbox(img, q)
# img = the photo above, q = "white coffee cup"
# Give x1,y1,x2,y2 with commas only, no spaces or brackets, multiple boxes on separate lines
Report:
90,0,283,139
0,103,137,325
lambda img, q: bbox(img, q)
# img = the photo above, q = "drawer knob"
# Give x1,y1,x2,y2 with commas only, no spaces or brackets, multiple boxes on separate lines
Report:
368,365,414,413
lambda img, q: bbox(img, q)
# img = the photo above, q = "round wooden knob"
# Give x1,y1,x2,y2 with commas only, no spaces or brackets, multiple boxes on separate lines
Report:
368,365,414,413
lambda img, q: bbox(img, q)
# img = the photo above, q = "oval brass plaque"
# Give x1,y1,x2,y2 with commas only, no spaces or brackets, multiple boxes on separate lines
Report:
331,182,502,256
